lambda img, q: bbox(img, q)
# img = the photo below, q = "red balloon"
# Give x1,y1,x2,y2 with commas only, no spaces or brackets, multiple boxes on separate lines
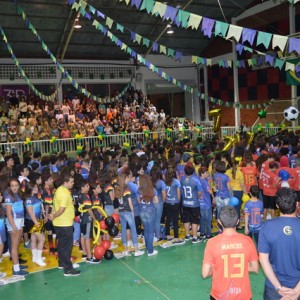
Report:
94,245,106,260
101,240,111,251
99,220,108,230
111,213,120,224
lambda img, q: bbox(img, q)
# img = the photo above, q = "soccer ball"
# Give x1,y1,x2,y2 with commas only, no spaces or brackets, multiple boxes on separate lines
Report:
283,106,299,122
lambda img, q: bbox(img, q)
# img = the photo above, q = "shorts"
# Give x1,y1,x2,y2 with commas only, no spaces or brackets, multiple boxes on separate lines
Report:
80,222,92,239
182,206,200,224
44,220,55,232
24,219,34,233
6,217,24,232
263,195,277,209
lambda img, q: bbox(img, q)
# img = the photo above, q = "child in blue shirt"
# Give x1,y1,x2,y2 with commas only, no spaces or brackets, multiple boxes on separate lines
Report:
244,185,264,244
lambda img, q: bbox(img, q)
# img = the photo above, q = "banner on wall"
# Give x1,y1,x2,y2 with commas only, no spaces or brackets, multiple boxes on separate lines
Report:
286,59,300,85
0,85,30,98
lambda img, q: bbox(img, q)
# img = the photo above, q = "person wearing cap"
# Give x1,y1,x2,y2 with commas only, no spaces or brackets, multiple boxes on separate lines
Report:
180,162,203,244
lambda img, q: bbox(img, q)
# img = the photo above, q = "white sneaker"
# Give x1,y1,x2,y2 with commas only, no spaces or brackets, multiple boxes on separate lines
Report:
35,258,46,267
153,237,158,243
134,250,144,257
73,263,80,268
127,240,133,248
2,251,10,257
0,272,7,278
123,250,131,257
147,249,158,257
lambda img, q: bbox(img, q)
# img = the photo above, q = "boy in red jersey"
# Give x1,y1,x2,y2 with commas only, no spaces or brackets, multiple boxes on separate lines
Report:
241,158,258,193
202,206,259,300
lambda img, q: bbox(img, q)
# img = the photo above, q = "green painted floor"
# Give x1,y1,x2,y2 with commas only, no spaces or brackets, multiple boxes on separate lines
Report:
0,242,265,300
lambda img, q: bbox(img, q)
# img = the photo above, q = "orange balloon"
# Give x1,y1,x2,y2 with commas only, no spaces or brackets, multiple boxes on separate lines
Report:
101,240,111,251
111,213,120,224
94,245,106,260
99,220,108,230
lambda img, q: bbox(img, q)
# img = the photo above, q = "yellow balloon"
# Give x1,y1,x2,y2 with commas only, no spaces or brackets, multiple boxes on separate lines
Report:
242,193,250,203
246,132,255,145
222,136,235,152
209,109,222,132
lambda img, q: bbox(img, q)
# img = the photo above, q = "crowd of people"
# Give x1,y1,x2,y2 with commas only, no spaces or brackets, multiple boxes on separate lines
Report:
0,87,201,144
0,91,299,297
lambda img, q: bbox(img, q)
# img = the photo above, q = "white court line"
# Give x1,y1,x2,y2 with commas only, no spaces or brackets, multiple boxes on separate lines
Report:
117,258,171,300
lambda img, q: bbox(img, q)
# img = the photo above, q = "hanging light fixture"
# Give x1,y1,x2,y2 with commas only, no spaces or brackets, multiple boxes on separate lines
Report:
74,18,82,29
166,24,174,34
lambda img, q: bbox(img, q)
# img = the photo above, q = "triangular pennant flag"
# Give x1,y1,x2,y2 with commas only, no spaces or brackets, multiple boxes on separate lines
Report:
105,17,114,29
285,62,295,71
177,10,190,28
226,25,243,42
116,23,124,33
272,34,288,52
256,31,272,49
274,59,284,70
142,38,150,47
214,21,229,37
159,45,167,54
187,13,202,30
151,1,167,18
135,34,142,44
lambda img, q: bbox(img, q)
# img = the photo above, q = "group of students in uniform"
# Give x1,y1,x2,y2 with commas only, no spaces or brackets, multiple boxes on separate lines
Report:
0,133,300,288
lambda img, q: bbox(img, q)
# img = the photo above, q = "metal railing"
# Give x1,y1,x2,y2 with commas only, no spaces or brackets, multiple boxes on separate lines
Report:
0,126,296,157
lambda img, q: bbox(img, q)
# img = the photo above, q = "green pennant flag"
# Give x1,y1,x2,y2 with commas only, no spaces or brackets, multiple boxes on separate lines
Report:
116,23,124,33
286,58,300,85
177,10,190,28
142,38,150,47
140,0,154,14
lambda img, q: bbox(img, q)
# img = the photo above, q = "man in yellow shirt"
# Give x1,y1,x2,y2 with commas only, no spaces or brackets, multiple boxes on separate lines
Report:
49,174,81,277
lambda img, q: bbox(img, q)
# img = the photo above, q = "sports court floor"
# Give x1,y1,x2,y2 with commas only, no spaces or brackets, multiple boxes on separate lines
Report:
0,238,264,300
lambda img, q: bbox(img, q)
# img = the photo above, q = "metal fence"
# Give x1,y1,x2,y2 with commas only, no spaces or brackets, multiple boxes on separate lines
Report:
0,126,296,157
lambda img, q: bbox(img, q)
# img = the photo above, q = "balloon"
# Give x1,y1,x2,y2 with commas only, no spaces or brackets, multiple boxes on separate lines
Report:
209,109,222,132
50,136,57,143
105,216,115,229
104,250,114,260
108,225,119,237
99,220,108,230
229,197,239,206
101,240,111,251
222,136,235,152
279,170,290,181
29,219,44,234
111,213,120,224
94,245,106,260
258,110,267,119
242,193,250,203
246,132,254,145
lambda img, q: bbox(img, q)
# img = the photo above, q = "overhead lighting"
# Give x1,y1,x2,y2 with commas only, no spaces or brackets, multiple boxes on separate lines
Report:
166,24,174,34
74,18,82,29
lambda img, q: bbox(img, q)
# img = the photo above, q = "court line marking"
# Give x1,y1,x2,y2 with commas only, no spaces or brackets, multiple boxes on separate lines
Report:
116,258,171,300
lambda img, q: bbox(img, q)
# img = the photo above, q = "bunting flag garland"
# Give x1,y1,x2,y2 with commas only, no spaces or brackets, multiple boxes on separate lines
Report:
68,1,274,110
67,0,295,72
0,27,57,101
15,4,131,104
14,3,275,110
115,0,300,56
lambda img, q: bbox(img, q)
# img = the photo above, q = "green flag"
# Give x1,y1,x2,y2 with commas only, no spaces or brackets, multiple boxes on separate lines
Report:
286,58,300,85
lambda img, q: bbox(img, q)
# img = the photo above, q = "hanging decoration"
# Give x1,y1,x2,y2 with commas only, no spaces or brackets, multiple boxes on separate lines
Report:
208,109,222,132
114,0,300,56
0,27,57,101
15,4,131,104
68,0,296,72
258,110,267,119
67,1,275,110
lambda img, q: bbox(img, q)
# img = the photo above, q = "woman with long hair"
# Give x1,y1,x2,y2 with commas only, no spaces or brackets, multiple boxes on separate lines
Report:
150,166,167,242
226,157,246,227
138,174,158,256
4,179,28,275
